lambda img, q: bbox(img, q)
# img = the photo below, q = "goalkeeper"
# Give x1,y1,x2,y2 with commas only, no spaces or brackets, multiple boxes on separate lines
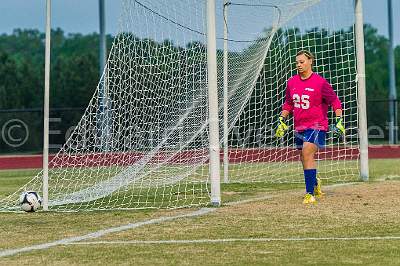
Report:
275,50,345,204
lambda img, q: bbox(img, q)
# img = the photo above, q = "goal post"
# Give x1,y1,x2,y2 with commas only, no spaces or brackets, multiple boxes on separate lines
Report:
223,0,229,184
207,0,221,206
354,0,369,181
42,0,52,211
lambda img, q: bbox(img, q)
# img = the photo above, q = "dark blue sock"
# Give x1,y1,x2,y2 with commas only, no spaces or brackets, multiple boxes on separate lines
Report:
304,169,317,194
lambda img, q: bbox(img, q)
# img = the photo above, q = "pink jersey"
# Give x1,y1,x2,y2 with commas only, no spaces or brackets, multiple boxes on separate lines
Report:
282,73,342,131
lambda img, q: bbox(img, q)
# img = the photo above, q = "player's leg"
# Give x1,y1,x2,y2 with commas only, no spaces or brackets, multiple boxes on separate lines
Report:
301,142,318,204
295,131,317,204
303,130,327,199
302,141,318,194
312,130,326,198
302,141,318,168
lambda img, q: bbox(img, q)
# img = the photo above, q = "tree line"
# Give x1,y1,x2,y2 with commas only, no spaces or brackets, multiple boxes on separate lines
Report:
0,25,398,109
0,28,116,109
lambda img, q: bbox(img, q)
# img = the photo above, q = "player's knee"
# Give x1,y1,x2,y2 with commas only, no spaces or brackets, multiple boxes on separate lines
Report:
301,148,309,157
301,148,314,160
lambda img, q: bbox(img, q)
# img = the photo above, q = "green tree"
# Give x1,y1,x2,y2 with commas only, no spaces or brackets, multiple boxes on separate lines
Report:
0,52,21,109
52,54,98,108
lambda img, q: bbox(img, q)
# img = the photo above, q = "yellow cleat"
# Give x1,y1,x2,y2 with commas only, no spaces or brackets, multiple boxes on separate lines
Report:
303,193,316,205
314,178,325,198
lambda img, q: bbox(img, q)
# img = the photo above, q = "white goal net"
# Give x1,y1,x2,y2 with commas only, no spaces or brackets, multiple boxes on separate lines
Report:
0,0,359,211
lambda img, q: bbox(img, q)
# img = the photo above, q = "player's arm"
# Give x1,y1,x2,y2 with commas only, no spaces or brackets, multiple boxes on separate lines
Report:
280,109,290,119
335,109,342,117
322,81,345,136
275,86,292,138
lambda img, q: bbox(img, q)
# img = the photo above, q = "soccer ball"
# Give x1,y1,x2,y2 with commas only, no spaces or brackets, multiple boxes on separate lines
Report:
19,191,42,212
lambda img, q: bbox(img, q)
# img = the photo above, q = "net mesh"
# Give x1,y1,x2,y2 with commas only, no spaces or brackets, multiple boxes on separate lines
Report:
0,0,359,211
223,0,359,183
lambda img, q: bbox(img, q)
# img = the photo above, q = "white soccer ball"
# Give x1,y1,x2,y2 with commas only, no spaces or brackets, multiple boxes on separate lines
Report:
19,191,42,212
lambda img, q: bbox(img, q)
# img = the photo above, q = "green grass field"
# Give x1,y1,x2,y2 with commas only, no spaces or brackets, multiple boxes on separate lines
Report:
0,159,399,265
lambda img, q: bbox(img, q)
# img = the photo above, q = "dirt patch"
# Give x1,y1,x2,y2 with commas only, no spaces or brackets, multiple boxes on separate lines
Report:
211,181,400,238
88,181,400,242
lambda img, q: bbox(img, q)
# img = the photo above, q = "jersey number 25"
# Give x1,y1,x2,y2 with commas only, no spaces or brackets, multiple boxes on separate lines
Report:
293,94,310,109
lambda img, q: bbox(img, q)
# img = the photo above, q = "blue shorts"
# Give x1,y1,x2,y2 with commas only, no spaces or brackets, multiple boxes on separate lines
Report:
295,129,326,149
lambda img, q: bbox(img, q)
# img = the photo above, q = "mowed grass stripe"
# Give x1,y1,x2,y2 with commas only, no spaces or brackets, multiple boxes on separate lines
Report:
0,192,295,258
70,235,400,245
0,208,215,258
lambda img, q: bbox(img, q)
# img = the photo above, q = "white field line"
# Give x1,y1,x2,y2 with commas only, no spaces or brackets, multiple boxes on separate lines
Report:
70,236,400,245
224,195,275,206
0,182,359,258
0,208,214,258
0,195,275,258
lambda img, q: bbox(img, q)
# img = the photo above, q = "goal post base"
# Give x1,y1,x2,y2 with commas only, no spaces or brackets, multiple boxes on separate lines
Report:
211,200,221,207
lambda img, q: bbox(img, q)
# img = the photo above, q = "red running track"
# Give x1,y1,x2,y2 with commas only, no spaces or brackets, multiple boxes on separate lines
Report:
0,145,399,170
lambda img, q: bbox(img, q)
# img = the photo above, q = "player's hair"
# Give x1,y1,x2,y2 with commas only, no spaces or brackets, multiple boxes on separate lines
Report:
296,50,314,60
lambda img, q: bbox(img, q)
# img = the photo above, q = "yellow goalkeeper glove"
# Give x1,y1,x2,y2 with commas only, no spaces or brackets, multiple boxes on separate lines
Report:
332,117,345,137
275,116,288,138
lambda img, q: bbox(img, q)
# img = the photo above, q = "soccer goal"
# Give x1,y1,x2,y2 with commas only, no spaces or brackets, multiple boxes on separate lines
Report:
0,0,368,211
